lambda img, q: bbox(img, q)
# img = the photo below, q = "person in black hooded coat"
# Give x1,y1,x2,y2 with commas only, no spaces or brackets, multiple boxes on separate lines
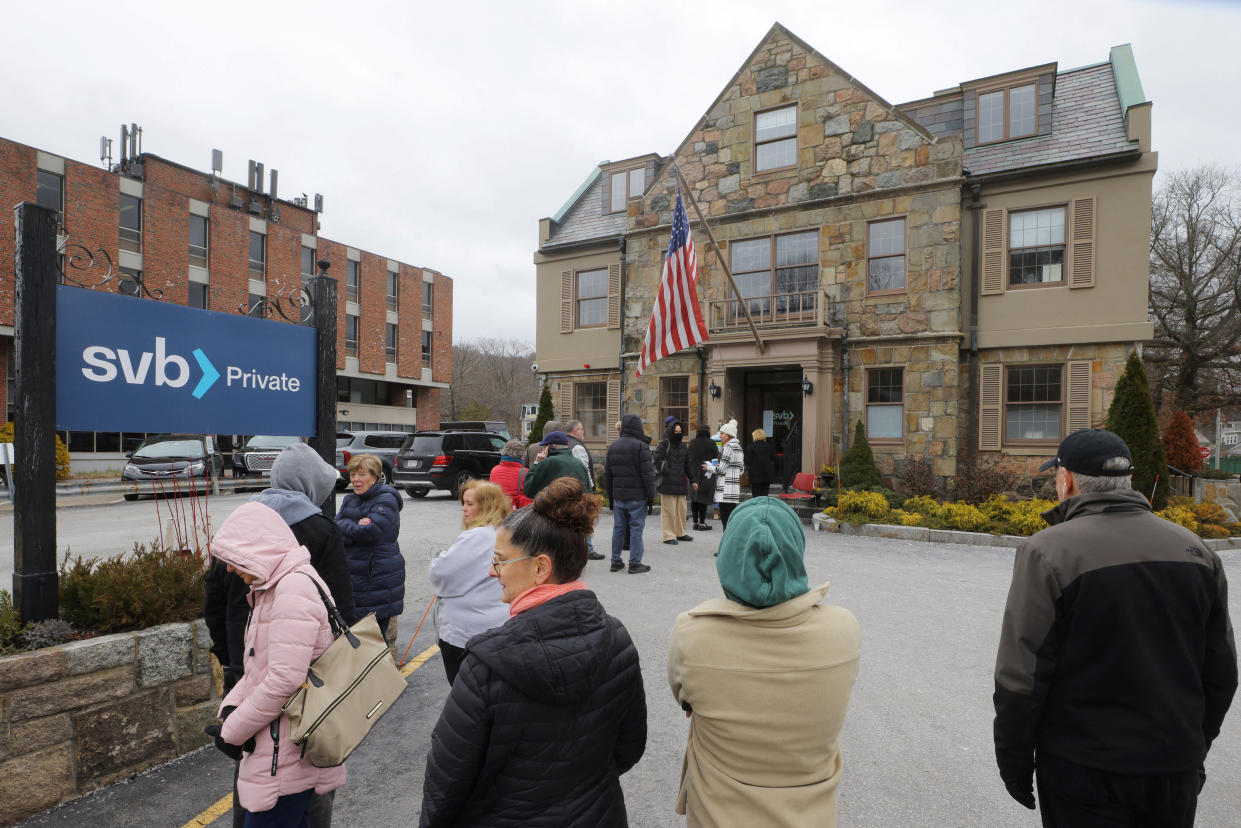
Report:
687,425,719,531
653,419,694,543
420,478,647,827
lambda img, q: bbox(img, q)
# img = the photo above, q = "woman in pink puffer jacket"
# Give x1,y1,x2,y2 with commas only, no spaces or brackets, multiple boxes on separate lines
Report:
208,501,347,824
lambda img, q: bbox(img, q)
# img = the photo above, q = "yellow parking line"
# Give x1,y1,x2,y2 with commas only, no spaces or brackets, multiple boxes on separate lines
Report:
180,644,439,827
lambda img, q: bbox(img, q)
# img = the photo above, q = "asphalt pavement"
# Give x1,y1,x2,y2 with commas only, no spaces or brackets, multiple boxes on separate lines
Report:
8,490,1241,827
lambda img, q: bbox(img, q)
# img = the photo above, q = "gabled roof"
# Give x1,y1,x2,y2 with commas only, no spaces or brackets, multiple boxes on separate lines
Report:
962,62,1138,178
543,167,628,248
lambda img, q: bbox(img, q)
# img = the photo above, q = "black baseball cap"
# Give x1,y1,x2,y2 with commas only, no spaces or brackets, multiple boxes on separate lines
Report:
1038,428,1134,476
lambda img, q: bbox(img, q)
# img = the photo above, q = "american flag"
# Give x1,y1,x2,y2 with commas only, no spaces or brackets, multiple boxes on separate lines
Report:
636,190,708,376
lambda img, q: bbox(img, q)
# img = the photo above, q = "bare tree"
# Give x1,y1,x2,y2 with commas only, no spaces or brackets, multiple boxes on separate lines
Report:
1146,166,1241,414
442,338,538,434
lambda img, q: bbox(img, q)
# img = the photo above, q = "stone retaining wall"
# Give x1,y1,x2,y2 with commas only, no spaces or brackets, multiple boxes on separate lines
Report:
0,620,219,826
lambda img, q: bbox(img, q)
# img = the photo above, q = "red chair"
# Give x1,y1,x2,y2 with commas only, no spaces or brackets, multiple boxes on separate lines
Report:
777,472,819,506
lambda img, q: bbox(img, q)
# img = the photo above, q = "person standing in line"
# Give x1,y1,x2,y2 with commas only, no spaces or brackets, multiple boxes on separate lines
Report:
604,413,656,574
654,418,695,545
687,425,719,532
668,497,860,827
715,419,744,530
205,442,355,828
993,428,1237,826
525,420,562,467
429,480,512,685
489,439,532,509
419,478,647,827
565,419,604,559
524,431,592,499
334,454,405,646
744,428,775,499
205,502,347,827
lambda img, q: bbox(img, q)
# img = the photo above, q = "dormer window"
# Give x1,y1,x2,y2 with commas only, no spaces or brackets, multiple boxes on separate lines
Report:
755,105,797,172
978,83,1037,144
609,167,646,213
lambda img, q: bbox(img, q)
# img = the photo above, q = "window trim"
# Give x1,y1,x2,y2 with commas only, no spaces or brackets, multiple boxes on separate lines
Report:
865,367,905,443
1003,363,1064,446
658,376,691,428
728,229,821,299
422,281,433,320
1005,203,1068,291
753,103,799,174
36,169,64,213
346,260,360,303
386,271,399,311
606,165,647,214
189,214,209,268
975,82,1039,146
865,216,908,296
248,230,265,275
574,268,609,329
345,313,359,358
385,323,398,363
119,193,143,253
573,381,609,440
421,330,432,369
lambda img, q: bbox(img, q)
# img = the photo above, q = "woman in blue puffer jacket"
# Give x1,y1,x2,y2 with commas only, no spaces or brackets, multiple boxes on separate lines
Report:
334,453,405,640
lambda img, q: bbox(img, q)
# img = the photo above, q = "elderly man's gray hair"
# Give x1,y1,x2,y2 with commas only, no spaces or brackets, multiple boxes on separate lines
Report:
1072,456,1134,494
565,419,583,434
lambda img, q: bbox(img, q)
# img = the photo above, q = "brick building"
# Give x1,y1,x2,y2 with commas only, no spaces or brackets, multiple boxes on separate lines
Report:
534,24,1155,489
0,134,452,467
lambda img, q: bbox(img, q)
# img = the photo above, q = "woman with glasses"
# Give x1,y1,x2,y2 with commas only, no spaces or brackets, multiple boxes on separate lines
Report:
428,479,512,685
420,477,648,827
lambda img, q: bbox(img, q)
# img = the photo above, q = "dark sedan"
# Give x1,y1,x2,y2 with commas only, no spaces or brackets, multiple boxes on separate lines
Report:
121,434,224,500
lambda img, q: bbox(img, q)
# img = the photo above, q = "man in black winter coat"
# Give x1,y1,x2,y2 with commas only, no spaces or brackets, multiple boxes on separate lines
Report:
204,442,355,828
604,413,656,574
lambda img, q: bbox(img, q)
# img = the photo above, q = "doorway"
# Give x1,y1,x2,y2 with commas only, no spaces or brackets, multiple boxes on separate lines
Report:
742,368,802,477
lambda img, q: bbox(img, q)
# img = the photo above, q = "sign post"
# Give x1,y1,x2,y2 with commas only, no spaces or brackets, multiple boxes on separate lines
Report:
307,261,338,518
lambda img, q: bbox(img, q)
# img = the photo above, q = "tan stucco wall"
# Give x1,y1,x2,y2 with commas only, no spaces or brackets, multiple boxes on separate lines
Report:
534,247,623,374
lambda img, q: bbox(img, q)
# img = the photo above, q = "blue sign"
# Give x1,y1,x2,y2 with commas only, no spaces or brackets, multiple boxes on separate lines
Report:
56,285,316,435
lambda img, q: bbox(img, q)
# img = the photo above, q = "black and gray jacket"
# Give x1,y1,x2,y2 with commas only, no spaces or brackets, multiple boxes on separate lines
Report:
993,488,1237,780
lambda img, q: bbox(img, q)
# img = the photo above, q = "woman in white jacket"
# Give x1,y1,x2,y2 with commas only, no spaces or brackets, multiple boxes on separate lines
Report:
429,480,513,683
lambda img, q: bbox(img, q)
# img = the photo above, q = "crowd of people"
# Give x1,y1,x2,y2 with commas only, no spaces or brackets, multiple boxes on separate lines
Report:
200,422,1236,828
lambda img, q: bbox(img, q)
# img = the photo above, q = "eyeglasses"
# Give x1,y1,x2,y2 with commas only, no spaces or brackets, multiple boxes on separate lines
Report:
490,554,536,569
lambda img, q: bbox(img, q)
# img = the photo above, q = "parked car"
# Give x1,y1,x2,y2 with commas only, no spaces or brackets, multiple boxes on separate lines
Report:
233,435,303,479
121,434,225,500
334,430,410,488
439,420,512,440
394,430,508,498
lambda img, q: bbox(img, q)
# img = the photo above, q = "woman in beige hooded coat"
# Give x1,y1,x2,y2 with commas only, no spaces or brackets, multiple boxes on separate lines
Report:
667,497,860,827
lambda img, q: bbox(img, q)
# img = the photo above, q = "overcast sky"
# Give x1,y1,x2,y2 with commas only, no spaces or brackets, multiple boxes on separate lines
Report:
3,0,1237,345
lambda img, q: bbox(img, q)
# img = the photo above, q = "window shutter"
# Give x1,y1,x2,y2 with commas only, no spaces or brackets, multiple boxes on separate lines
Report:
1066,360,1092,433
981,209,1006,295
560,270,573,333
559,382,573,423
607,263,621,329
979,362,1002,450
606,380,621,444
1069,196,1095,288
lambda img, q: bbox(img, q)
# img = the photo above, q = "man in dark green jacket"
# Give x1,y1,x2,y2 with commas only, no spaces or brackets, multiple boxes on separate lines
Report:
993,428,1237,827
524,431,591,500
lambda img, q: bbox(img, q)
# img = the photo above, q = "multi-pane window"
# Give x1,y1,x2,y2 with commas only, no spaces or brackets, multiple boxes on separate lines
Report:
346,260,360,303
119,194,142,253
575,382,608,439
421,330,432,368
977,84,1037,144
385,323,398,362
189,214,208,267
659,376,690,428
422,282,433,320
1006,365,1062,442
387,271,399,311
248,231,265,275
867,368,904,440
1009,207,1065,286
575,269,607,327
118,266,142,297
345,313,359,357
730,231,818,316
301,247,316,280
36,170,63,213
188,282,208,309
867,218,906,293
609,167,646,213
755,105,797,172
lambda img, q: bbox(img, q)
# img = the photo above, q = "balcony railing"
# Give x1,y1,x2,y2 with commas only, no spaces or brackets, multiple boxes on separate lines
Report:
707,289,829,332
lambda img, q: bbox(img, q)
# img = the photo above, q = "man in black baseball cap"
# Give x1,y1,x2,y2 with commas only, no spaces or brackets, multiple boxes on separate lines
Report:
994,428,1237,826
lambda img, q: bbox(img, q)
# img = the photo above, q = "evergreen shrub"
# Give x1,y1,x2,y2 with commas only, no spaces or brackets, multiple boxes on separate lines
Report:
59,543,206,633
528,383,555,444
1106,353,1169,509
839,421,883,489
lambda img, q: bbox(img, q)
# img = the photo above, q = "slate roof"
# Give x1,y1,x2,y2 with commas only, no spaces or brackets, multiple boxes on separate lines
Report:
963,63,1138,177
543,169,628,248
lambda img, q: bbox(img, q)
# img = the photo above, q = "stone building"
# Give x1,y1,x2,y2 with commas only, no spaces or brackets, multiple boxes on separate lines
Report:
0,134,452,467
534,24,1155,485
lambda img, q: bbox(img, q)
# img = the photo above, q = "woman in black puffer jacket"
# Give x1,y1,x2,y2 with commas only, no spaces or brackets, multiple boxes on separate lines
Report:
420,477,647,827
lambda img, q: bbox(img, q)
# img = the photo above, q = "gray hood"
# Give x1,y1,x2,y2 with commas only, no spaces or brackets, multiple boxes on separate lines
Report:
249,443,338,524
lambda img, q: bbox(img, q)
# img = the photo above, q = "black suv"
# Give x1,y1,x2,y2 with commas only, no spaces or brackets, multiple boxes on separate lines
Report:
394,430,507,498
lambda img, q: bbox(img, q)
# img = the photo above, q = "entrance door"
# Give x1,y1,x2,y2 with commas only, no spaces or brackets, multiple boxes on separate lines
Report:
742,369,802,477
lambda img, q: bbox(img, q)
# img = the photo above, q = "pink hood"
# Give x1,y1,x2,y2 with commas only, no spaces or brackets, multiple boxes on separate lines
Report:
210,501,311,588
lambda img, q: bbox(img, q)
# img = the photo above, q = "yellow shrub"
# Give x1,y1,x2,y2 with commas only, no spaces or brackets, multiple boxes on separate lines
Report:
1198,524,1229,540
0,422,71,481
1191,501,1230,528
1156,506,1199,533
837,490,891,521
902,495,939,515
980,494,1015,521
890,509,925,527
935,502,991,532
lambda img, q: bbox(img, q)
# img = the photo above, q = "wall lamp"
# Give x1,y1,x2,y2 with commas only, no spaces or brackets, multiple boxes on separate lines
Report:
708,379,722,399
801,375,814,396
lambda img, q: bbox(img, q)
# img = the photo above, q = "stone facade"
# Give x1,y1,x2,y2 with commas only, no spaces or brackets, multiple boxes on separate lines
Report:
0,620,218,825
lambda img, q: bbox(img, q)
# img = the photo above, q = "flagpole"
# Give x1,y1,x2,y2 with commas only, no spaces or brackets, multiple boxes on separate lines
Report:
672,163,765,353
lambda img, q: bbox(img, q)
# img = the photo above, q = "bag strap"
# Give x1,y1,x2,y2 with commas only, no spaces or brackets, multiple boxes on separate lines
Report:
299,572,360,648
